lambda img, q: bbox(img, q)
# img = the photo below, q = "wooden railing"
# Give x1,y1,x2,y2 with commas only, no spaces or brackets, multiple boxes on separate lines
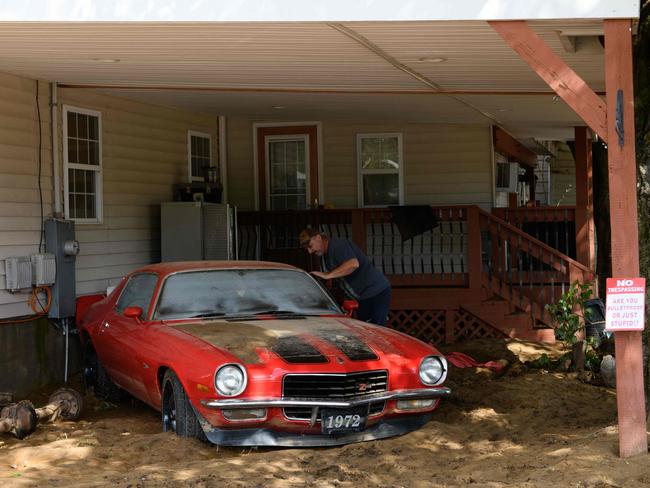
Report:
479,209,593,324
237,206,470,287
493,206,576,259
237,205,594,325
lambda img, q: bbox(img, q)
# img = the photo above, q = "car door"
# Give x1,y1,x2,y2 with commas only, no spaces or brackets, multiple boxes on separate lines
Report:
94,272,159,396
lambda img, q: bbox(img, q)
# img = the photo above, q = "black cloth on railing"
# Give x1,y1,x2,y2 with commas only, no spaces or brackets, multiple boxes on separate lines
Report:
388,205,439,241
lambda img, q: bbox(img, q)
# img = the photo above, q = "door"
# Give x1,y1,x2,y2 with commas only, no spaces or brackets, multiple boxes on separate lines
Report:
266,134,310,210
256,124,320,210
94,273,158,397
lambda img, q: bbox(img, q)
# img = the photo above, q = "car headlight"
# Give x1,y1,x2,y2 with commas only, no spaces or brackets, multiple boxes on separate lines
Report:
215,364,247,397
419,356,447,385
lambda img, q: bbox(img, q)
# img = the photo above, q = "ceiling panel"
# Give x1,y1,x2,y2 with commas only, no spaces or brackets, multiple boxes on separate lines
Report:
0,20,609,139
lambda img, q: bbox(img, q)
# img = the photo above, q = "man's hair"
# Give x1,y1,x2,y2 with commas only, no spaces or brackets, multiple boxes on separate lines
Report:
299,227,325,248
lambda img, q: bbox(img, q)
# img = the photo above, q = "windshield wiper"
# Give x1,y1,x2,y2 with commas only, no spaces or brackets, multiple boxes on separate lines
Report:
252,309,301,315
190,312,227,319
222,310,308,320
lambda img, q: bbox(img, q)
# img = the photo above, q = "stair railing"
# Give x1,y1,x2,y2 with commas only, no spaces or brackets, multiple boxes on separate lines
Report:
478,208,594,324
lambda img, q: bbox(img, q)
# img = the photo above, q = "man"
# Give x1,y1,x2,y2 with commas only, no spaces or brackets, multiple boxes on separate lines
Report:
299,228,391,326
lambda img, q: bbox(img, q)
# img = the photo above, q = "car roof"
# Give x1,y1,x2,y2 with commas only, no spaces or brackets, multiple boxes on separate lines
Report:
136,260,300,276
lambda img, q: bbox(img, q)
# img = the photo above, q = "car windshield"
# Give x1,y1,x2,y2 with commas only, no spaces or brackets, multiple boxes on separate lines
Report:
153,268,341,320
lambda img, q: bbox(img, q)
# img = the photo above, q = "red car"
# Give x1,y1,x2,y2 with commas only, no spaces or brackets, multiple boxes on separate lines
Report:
78,261,450,446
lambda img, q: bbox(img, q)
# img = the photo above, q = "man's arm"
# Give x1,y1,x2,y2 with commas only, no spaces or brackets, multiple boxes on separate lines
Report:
311,258,359,280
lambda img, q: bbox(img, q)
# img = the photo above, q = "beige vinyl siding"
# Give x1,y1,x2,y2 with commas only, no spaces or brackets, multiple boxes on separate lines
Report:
550,142,576,206
323,122,492,208
57,88,218,299
0,70,219,318
0,73,52,317
226,118,493,210
225,117,256,210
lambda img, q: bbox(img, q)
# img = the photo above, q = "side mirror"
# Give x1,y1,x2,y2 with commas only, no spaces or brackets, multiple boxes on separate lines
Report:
123,306,143,321
342,300,359,318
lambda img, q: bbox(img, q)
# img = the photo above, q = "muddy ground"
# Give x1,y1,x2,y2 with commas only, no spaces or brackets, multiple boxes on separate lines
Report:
2,339,650,487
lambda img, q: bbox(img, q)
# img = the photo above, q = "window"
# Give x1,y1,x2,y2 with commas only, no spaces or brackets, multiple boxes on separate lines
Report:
116,273,159,317
357,133,403,207
63,106,102,222
188,130,212,182
267,135,309,210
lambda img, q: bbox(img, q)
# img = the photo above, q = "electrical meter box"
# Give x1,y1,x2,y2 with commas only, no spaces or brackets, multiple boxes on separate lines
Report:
45,219,79,318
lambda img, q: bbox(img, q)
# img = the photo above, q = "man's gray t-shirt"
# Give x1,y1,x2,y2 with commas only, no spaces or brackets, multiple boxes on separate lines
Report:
321,237,390,300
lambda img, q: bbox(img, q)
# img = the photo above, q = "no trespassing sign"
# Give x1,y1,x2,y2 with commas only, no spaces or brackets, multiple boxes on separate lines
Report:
605,278,646,332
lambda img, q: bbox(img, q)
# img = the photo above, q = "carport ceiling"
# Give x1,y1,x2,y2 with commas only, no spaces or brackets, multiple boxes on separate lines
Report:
0,20,607,140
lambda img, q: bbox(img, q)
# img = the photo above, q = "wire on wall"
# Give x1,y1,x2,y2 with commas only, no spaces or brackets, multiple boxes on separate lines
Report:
36,80,44,253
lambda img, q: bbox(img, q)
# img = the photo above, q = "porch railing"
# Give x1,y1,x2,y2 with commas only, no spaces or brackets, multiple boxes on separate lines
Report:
236,205,594,325
237,206,470,287
479,209,593,324
492,206,576,259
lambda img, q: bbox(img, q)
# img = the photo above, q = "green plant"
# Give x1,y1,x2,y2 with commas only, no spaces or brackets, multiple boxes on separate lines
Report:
545,280,593,346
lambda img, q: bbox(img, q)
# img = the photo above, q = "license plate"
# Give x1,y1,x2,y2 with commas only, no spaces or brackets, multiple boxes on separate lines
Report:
321,407,367,434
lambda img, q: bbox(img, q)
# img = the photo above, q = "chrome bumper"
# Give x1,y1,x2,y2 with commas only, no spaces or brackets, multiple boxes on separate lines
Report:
200,387,451,409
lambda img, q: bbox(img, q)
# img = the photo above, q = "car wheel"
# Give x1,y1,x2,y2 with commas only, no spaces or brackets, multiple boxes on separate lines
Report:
84,343,123,403
162,370,206,441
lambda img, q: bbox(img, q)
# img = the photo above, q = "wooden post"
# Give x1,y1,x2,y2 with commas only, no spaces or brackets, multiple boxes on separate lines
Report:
574,127,595,270
526,167,536,204
445,309,455,344
351,209,367,253
508,192,518,208
604,19,647,459
467,206,482,291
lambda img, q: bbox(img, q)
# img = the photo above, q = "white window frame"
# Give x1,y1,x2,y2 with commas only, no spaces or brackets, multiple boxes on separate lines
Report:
264,134,311,210
187,130,212,182
62,105,103,223
356,133,404,207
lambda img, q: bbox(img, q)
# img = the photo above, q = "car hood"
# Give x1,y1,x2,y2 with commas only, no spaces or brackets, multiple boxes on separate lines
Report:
168,316,432,364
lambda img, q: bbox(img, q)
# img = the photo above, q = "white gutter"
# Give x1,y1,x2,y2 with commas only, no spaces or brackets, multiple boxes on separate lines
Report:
51,81,61,215
218,115,228,204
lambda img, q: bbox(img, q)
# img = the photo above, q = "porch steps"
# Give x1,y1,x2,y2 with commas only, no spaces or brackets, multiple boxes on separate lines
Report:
461,298,556,343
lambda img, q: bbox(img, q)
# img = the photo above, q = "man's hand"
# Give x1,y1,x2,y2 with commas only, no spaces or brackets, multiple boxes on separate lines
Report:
310,271,329,280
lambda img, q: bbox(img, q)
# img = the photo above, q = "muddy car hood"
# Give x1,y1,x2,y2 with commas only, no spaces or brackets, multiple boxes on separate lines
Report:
169,316,424,364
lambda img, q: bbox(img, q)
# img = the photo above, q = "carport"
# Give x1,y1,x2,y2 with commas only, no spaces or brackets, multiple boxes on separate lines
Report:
0,0,644,457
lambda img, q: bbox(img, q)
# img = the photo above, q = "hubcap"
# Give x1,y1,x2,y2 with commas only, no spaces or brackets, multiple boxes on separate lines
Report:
163,386,177,432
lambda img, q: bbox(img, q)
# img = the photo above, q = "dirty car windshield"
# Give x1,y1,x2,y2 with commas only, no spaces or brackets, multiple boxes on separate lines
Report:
153,269,340,320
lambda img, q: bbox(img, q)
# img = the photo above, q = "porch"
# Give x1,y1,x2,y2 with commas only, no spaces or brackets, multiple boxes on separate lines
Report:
237,204,593,344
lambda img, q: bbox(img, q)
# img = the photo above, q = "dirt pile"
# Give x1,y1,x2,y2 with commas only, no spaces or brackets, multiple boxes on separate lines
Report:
1,339,649,487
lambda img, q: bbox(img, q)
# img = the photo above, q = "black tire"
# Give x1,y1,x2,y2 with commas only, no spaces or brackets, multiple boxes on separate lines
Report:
162,370,206,441
84,343,123,403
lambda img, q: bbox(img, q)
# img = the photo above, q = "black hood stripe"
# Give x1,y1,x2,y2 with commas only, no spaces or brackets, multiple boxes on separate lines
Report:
316,330,378,361
271,335,328,363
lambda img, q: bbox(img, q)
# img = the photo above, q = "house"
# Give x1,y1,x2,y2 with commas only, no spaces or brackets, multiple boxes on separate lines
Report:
0,0,644,457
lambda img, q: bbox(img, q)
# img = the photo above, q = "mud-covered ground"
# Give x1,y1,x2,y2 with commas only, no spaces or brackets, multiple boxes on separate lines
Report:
2,339,649,487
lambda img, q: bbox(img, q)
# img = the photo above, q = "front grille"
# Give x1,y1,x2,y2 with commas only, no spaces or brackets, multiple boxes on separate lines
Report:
284,401,385,421
282,370,388,399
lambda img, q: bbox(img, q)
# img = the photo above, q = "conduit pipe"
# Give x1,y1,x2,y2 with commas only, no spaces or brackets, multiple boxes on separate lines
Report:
218,115,228,204
51,82,61,216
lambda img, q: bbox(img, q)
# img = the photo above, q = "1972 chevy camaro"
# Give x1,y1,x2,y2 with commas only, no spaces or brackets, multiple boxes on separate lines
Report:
77,261,450,446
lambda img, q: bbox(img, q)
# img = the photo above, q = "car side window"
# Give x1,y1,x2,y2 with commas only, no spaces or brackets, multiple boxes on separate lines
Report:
115,273,158,317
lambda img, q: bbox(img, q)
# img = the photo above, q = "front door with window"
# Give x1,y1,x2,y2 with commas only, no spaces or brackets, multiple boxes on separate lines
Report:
256,124,319,211
266,135,309,210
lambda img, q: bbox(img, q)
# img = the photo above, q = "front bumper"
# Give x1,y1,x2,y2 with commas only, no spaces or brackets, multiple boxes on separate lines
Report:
199,387,451,409
198,412,434,447
196,387,451,447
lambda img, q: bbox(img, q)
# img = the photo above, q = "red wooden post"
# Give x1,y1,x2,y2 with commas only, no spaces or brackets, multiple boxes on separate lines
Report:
574,127,595,270
445,309,455,344
507,192,518,208
604,19,647,458
467,206,482,291
351,209,367,253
